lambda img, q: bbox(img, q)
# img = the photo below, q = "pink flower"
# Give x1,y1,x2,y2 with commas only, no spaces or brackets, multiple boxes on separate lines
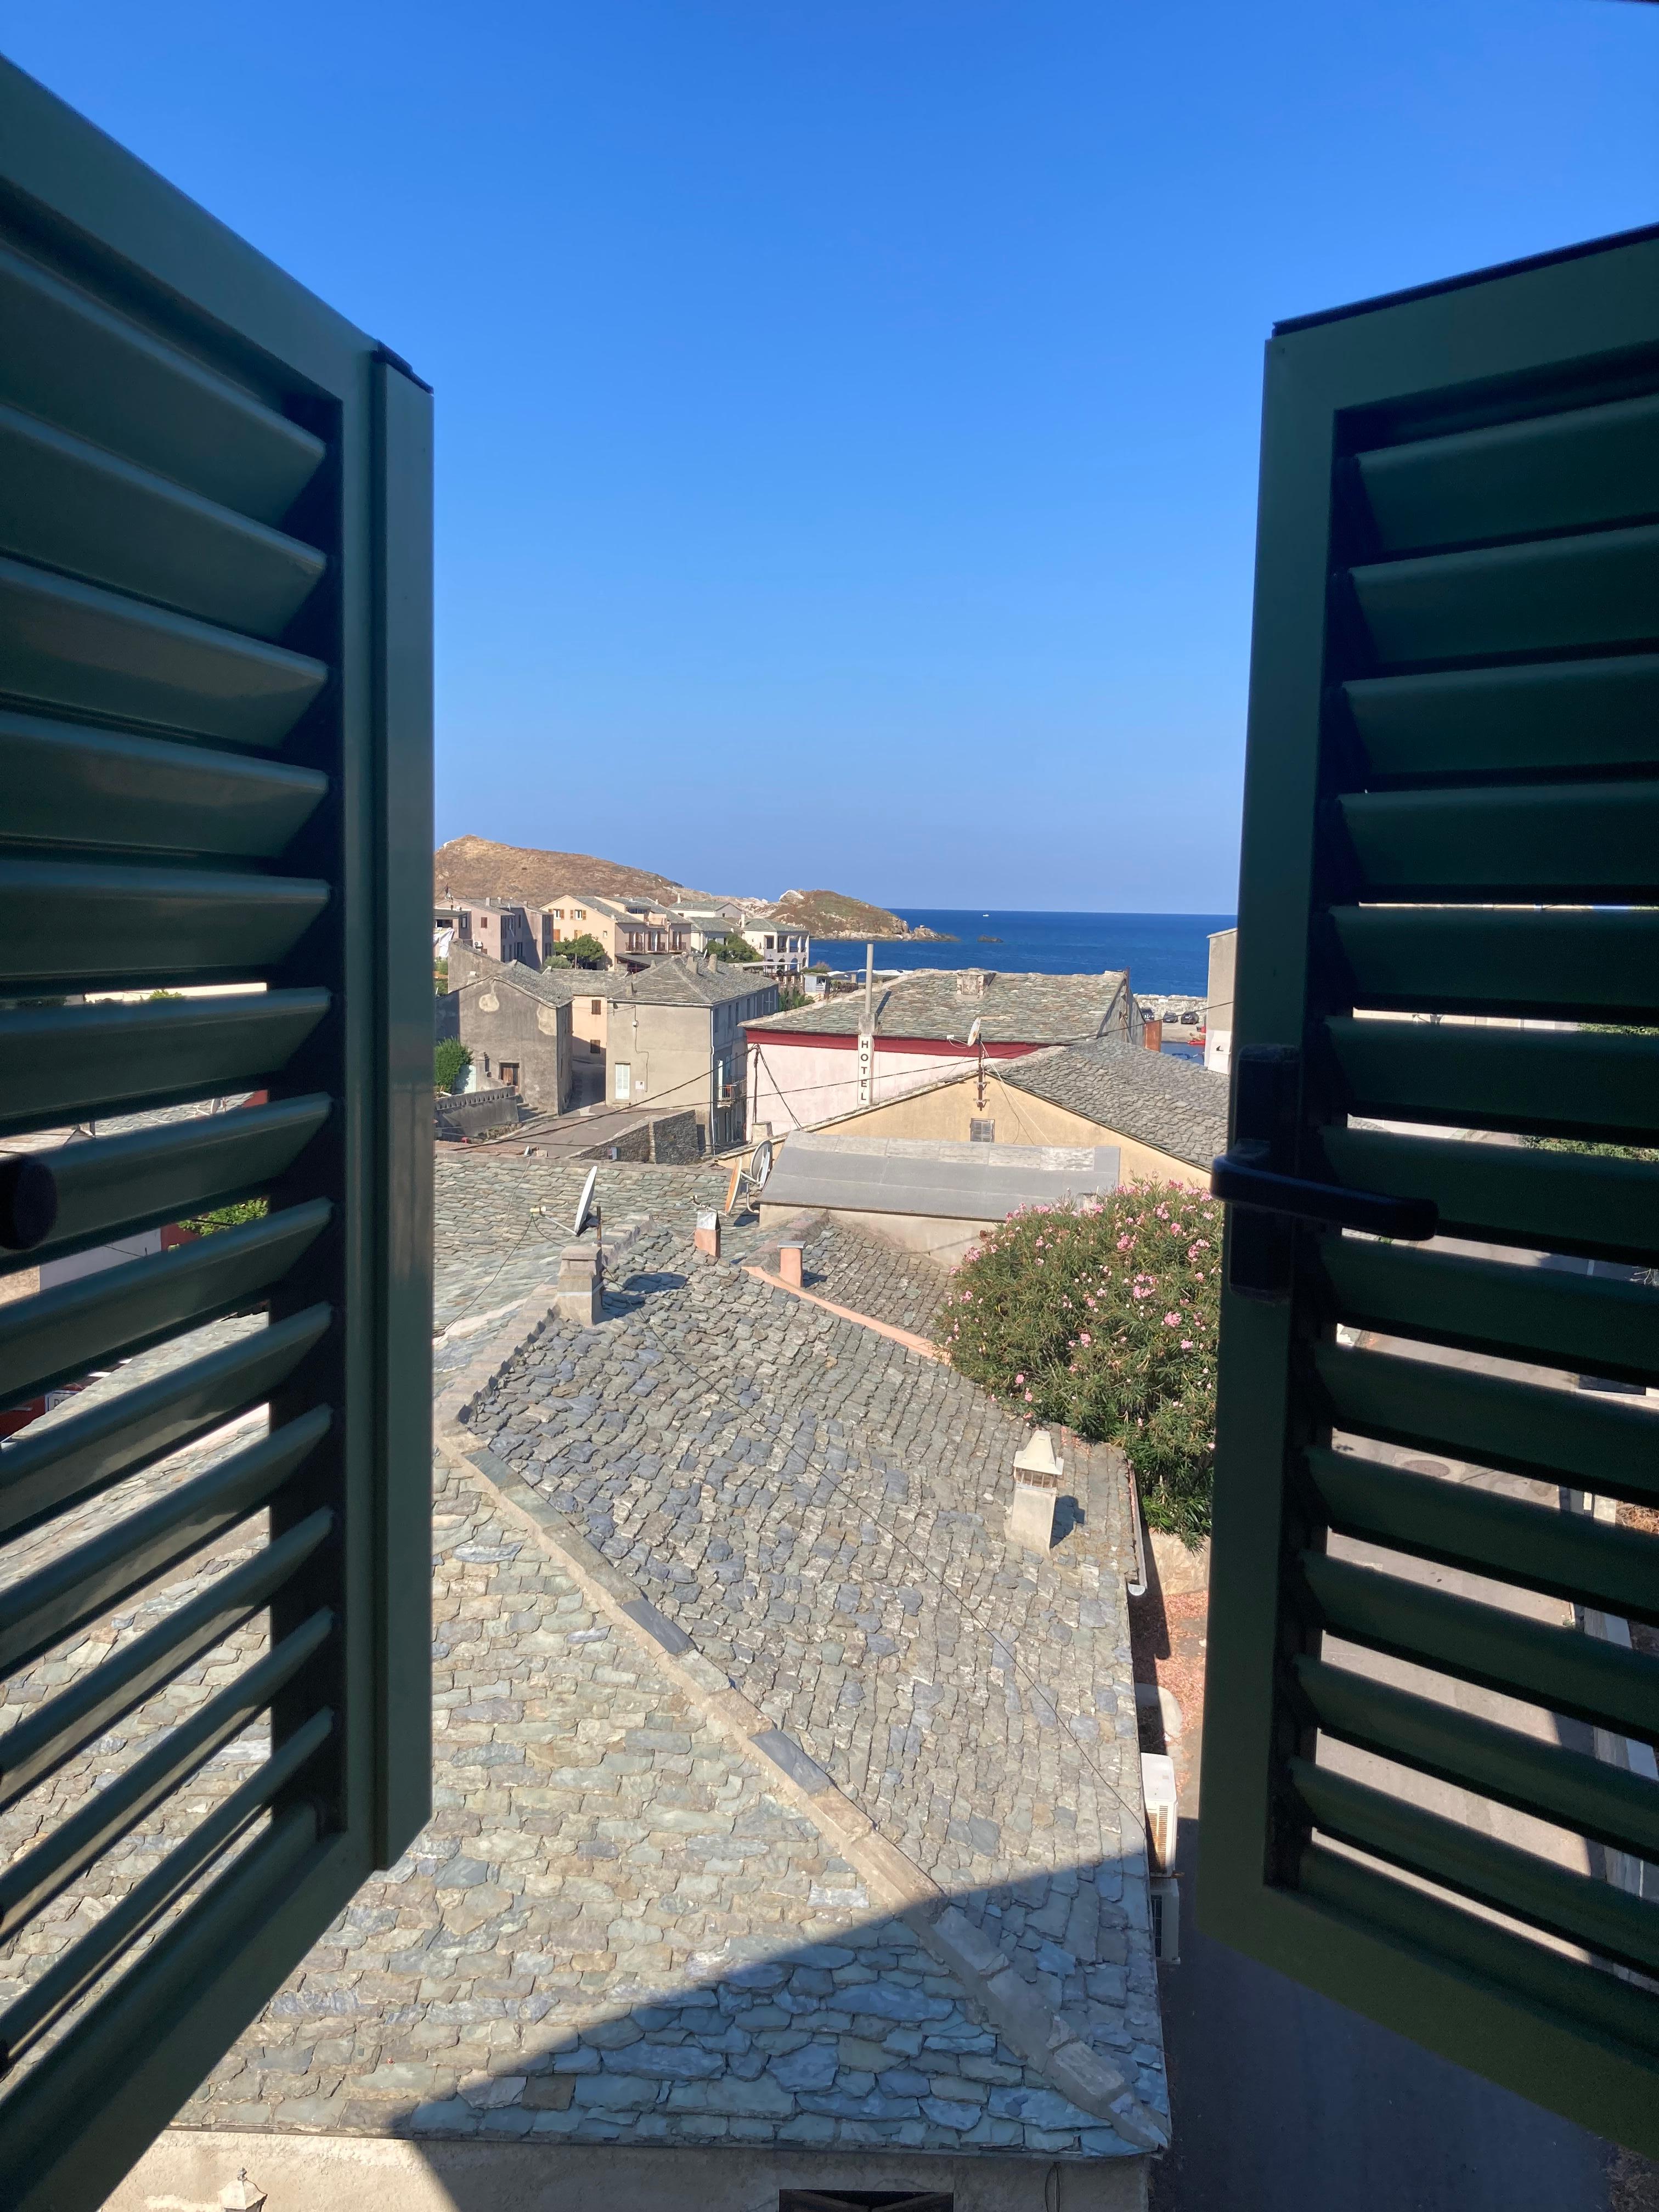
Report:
1164,1312,1181,1327
1079,1331,1091,1346
1024,1390,1034,1402
1014,1373,1025,1386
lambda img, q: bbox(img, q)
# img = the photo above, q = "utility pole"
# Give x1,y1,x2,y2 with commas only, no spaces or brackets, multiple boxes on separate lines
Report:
857,940,874,1108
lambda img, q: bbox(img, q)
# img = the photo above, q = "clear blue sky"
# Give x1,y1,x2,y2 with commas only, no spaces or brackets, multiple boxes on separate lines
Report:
8,4,1655,910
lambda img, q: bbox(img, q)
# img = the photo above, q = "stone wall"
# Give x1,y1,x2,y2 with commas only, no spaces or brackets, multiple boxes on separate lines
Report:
647,1110,702,1165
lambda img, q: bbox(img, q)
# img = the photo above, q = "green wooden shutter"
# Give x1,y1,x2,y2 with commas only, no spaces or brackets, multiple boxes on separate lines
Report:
1201,221,1659,2157
0,57,432,2210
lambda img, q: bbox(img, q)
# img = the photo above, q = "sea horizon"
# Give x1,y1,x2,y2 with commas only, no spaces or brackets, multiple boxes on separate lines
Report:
806,909,1234,998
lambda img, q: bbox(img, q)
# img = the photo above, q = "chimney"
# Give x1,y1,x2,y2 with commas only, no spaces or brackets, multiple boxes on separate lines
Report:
1143,1017,1163,1052
956,969,994,998
1008,1427,1063,1552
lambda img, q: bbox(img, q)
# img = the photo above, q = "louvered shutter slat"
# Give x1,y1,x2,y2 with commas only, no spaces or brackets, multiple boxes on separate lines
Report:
4,714,329,859
0,243,326,520
0,992,331,1134
1289,1760,1659,1980
1204,220,1659,2157
0,861,330,990
1297,1553,1658,1746
1321,1237,1658,1379
0,1203,332,1403
1350,524,1659,663
1327,1016,1659,1138
1339,784,1659,898
0,1513,334,1807
1305,1448,1658,1622
0,400,327,637
1317,1128,1659,1263
0,1411,332,1675
1312,1341,1659,1500
1330,907,1659,1021
1293,1658,1659,1868
1353,388,1659,552
0,555,329,740
1345,654,1659,780
6,1096,331,1270
0,59,430,2208
0,1309,332,1543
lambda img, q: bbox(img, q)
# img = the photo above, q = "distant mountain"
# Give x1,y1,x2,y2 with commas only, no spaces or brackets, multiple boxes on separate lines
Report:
434,836,700,909
772,888,953,942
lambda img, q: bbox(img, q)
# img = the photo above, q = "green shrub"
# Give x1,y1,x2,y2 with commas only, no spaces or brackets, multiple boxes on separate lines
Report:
177,1198,268,1237
435,1039,472,1092
936,1182,1221,1543
711,934,759,963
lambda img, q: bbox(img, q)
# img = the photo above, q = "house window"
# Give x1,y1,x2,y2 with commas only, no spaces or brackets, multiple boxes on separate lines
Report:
613,1060,632,1101
970,1119,995,1143
589,1039,602,1054
590,999,601,1015
574,907,586,919
500,1062,520,1090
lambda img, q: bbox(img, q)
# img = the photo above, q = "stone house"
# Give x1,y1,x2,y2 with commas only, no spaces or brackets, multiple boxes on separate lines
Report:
666,900,750,955
436,894,541,970
740,910,811,974
455,961,574,1114
797,1036,1228,1191
744,969,1142,1141
606,957,780,1152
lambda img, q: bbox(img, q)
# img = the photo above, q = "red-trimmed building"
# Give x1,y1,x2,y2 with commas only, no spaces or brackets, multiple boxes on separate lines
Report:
743,964,1139,1137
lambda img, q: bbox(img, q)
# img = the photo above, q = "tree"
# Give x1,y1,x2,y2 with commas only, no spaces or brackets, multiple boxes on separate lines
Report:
547,933,608,969
435,1039,472,1092
712,934,759,963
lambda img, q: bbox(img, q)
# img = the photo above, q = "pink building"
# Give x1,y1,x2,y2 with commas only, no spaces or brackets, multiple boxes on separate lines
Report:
743,965,1138,1137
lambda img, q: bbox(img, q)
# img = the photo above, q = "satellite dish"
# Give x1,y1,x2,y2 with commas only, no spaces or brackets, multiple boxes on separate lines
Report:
751,1139,774,1190
966,1017,983,1049
572,1164,599,1238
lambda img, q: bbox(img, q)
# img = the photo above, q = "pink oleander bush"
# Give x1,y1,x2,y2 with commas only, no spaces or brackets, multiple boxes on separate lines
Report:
935,1182,1220,1543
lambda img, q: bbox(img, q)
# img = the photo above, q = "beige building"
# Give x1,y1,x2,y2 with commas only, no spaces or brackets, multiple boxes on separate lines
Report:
1204,926,1235,1077
541,892,692,969
740,910,811,973
606,957,780,1151
802,1033,1228,1189
435,894,541,969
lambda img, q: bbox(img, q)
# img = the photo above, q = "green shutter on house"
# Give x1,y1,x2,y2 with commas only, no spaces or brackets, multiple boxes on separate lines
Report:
0,57,432,2210
1201,222,1659,2156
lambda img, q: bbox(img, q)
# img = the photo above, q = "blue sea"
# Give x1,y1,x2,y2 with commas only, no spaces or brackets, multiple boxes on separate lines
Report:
810,911,1234,998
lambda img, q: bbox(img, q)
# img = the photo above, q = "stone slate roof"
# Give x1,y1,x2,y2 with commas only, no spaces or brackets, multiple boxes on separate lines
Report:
609,957,778,1011
1002,1039,1228,1171
461,959,588,1007
5,1161,1166,2178
746,969,1130,1046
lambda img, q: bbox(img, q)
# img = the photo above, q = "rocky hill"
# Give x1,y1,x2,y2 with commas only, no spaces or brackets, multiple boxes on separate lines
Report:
434,836,697,910
772,888,953,942
434,838,951,942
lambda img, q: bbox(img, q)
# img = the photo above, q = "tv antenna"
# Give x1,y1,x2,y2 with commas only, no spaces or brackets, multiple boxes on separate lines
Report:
572,1164,600,1242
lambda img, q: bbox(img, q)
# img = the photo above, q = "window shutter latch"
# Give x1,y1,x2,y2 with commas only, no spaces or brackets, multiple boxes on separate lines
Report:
1211,1045,1437,1300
